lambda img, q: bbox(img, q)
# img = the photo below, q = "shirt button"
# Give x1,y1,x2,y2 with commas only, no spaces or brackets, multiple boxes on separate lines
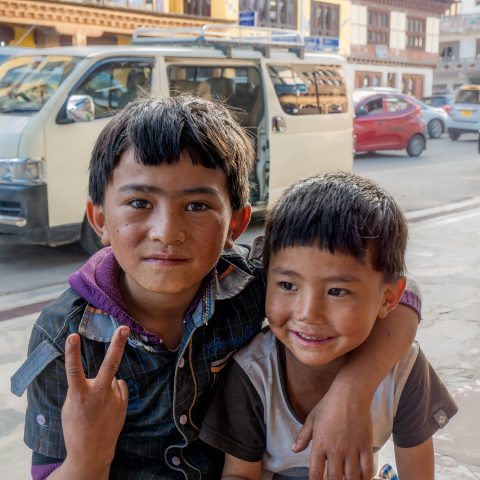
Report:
172,456,181,466
36,414,46,426
179,414,188,425
178,357,185,368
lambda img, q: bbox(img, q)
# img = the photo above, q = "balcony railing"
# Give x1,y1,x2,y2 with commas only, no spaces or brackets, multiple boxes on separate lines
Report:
440,13,480,33
436,56,480,73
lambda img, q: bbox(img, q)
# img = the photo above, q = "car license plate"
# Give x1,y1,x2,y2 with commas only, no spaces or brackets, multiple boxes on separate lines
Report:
461,110,473,117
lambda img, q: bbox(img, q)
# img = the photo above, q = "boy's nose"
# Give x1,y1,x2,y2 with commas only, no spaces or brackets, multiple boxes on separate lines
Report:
297,293,327,324
148,209,186,245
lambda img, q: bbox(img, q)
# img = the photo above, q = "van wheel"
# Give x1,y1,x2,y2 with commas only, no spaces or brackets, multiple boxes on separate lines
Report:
79,217,103,255
428,119,443,139
449,131,460,141
406,135,425,157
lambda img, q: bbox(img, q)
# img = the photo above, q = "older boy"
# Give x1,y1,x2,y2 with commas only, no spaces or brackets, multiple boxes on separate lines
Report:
12,96,420,479
200,172,457,479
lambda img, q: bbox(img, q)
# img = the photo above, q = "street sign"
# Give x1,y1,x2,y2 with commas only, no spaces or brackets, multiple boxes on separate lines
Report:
239,11,256,27
304,36,339,51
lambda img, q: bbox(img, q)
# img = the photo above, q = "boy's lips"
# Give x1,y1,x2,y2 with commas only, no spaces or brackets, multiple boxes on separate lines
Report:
143,254,191,265
291,330,335,345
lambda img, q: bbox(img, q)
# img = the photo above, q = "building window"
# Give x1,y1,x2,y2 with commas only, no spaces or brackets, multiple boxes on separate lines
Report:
183,0,211,16
239,0,298,29
445,0,461,16
355,71,381,88
440,41,459,59
406,17,425,51
367,10,389,46
310,2,339,38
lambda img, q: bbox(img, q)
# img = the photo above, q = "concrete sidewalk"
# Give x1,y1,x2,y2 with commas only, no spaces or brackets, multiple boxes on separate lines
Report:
1,205,479,479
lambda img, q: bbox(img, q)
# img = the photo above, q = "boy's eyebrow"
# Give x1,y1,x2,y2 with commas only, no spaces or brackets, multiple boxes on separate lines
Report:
270,267,360,283
117,184,222,197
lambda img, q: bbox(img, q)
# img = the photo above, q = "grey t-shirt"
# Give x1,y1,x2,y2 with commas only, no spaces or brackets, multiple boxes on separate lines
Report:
200,331,458,479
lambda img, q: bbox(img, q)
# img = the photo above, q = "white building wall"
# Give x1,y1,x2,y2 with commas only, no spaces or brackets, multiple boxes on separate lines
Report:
390,11,406,49
460,0,480,14
426,17,439,53
350,4,367,45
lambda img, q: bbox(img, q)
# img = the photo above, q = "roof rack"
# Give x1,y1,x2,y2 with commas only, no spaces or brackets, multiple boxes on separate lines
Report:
132,24,305,58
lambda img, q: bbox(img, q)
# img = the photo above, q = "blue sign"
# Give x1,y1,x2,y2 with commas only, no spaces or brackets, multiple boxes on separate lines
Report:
239,11,255,27
305,36,339,51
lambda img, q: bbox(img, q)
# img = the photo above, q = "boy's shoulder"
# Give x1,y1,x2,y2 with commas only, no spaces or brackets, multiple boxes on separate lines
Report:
32,287,88,348
219,237,264,273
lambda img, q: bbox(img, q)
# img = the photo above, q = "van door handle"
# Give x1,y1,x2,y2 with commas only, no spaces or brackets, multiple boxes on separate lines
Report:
272,116,287,133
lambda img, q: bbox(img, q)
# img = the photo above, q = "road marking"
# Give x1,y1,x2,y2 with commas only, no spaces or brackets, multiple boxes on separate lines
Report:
0,299,54,323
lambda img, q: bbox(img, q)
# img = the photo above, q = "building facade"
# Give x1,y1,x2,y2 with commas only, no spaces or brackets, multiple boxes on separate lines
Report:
435,0,480,92
348,0,451,98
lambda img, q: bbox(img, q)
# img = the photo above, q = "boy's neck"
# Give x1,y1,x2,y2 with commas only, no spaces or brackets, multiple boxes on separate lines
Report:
282,345,347,423
120,273,202,349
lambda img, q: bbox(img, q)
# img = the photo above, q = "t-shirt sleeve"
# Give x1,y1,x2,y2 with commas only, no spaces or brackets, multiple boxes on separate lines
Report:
392,348,458,448
199,359,266,462
399,274,423,322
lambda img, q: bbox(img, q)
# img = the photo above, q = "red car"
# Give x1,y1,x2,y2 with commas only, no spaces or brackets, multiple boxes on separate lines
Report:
354,93,426,157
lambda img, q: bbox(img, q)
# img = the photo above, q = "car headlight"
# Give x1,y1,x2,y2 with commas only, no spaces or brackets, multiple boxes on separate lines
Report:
0,158,46,185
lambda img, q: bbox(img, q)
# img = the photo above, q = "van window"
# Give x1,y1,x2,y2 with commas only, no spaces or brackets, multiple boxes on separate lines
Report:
167,65,263,127
0,55,80,113
268,64,347,115
455,89,480,105
73,61,152,119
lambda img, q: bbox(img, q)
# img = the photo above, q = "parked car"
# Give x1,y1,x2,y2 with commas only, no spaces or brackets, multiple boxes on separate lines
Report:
410,97,450,139
422,93,454,113
447,85,480,140
354,93,426,157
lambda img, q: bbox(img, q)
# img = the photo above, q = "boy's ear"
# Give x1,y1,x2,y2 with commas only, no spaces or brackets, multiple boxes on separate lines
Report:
224,204,252,249
377,276,407,319
86,198,111,246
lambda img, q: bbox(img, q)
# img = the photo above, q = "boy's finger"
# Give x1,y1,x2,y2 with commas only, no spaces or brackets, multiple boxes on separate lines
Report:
359,449,374,479
308,454,326,480
292,419,312,452
64,334,87,392
117,379,129,404
95,326,130,388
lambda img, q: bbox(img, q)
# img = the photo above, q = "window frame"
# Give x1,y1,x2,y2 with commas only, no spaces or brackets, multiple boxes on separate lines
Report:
310,1,340,38
406,16,426,51
367,9,390,46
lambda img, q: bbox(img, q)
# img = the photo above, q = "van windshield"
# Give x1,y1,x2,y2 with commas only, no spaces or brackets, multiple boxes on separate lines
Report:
0,55,81,113
455,89,480,105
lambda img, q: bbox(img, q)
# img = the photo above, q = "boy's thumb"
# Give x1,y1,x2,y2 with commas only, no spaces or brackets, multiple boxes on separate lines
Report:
292,419,313,452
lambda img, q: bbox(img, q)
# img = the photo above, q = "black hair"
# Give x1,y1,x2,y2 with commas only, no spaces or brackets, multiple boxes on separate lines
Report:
263,172,408,281
88,95,254,210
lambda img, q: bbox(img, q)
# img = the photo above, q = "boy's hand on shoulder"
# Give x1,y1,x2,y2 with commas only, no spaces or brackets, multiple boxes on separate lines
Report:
60,326,130,478
292,384,374,480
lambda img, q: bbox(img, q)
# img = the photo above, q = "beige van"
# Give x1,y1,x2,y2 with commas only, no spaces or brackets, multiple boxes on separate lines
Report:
0,25,353,253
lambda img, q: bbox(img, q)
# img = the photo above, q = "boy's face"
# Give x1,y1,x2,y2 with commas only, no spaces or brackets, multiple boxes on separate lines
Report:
89,149,250,302
266,246,404,367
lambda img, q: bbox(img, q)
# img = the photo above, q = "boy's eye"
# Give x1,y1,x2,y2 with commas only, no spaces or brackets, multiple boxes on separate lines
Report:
328,288,349,297
280,281,298,292
185,202,208,212
128,199,152,209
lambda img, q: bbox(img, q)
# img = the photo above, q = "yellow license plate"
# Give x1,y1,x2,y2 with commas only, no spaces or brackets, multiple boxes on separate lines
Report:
461,110,473,117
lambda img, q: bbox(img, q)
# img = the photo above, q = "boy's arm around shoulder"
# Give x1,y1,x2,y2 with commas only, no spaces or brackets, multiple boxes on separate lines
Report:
294,275,421,479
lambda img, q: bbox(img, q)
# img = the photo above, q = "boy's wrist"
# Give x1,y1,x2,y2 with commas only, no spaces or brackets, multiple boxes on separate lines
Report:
49,456,110,480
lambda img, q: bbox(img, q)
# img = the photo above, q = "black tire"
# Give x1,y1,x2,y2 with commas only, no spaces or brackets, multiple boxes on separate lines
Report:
449,130,460,141
79,216,103,255
427,119,444,139
406,134,425,157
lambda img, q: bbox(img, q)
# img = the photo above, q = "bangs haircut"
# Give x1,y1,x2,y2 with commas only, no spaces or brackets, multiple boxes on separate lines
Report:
88,95,254,210
263,172,408,282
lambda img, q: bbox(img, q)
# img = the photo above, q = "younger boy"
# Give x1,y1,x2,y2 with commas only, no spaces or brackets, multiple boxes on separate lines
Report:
200,172,458,479
12,96,420,479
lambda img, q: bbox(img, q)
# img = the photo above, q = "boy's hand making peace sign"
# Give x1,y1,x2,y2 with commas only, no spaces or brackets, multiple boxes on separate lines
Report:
49,327,130,480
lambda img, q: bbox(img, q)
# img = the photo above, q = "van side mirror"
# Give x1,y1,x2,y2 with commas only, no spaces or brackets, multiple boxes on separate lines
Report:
66,95,95,122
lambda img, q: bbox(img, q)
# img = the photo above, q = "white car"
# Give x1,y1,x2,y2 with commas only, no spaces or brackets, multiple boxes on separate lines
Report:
410,97,450,139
